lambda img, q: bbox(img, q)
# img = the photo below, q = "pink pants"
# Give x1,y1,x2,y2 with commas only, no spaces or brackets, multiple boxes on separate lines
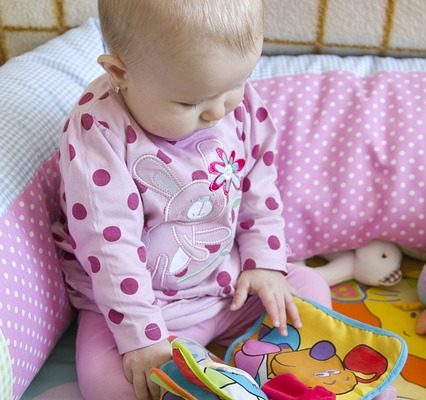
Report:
76,264,331,400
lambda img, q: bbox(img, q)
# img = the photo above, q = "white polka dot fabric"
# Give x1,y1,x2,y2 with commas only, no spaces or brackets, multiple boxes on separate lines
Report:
0,155,76,399
253,72,426,260
1,16,426,400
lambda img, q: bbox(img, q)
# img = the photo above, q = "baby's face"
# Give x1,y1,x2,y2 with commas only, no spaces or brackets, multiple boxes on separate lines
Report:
121,38,262,140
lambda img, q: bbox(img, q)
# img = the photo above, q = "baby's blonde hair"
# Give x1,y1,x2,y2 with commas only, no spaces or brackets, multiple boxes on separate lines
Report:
98,0,263,68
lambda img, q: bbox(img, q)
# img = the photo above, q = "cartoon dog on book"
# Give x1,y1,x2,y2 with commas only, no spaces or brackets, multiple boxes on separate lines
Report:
231,324,388,395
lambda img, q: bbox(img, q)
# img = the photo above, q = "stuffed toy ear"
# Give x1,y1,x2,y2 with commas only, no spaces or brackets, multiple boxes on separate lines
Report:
224,297,407,400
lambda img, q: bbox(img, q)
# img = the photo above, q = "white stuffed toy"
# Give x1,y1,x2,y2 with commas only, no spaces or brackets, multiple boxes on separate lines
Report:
314,240,403,287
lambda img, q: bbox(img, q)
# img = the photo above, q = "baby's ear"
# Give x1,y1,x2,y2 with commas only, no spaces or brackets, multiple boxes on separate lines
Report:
97,54,128,90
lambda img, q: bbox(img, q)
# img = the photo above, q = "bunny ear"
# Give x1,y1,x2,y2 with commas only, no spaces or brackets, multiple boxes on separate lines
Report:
196,139,223,172
133,155,182,198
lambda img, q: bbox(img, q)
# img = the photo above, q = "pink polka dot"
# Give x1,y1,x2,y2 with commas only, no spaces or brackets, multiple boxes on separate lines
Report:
63,119,70,132
69,144,76,161
135,181,147,194
99,91,110,100
126,125,137,143
81,113,94,130
268,235,281,250
216,271,231,287
223,285,232,295
79,92,94,105
205,244,220,253
137,246,147,263
72,203,87,220
256,107,268,122
265,197,279,210
234,106,244,122
127,193,139,210
242,177,251,192
69,235,76,250
263,151,274,166
99,120,110,129
240,219,254,230
108,309,124,324
252,144,260,159
157,150,172,164
192,170,208,180
243,258,257,270
103,226,121,242
88,256,101,273
120,278,139,295
163,289,178,297
93,169,111,186
145,323,162,341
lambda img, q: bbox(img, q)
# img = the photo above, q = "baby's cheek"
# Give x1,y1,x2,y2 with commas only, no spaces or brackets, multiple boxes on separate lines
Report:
226,88,245,113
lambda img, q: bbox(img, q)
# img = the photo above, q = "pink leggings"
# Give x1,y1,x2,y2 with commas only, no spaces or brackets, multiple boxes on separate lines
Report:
76,264,331,400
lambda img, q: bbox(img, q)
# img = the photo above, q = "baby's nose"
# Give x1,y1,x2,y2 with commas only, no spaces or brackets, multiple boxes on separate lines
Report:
200,103,226,122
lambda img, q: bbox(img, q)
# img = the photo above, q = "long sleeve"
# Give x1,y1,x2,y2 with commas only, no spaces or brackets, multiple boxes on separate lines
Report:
60,111,168,354
235,83,288,273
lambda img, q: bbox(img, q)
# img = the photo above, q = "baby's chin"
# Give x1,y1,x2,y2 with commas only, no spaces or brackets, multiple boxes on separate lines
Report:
147,122,218,142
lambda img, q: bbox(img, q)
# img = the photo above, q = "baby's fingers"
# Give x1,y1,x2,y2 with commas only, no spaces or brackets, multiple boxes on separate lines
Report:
147,373,161,400
230,279,249,311
132,373,151,400
259,290,282,332
275,293,288,336
284,292,302,329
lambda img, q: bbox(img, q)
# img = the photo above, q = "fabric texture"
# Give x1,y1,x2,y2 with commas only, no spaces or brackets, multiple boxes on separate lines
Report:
254,72,426,260
0,18,104,216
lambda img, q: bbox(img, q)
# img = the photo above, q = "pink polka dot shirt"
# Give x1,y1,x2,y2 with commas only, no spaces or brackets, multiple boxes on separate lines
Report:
56,75,287,353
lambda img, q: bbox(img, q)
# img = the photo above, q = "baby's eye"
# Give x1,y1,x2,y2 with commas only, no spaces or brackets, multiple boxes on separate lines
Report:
179,102,200,109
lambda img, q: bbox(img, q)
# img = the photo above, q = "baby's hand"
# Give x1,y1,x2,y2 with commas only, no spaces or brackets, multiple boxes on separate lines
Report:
123,339,172,400
230,269,302,335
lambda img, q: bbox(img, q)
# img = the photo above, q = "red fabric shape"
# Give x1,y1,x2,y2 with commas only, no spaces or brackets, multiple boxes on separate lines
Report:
261,373,336,400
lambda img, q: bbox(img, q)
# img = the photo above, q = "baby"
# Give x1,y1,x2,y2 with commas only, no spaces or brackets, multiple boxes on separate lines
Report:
54,0,332,399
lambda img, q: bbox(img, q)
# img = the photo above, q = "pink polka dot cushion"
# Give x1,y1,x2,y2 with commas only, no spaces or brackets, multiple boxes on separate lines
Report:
253,68,426,260
0,18,103,399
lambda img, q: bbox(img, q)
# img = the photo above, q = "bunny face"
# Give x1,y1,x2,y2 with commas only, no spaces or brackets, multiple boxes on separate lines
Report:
167,182,227,223
133,156,227,224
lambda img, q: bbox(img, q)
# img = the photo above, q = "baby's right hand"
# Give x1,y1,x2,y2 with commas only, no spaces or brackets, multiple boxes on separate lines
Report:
123,339,172,400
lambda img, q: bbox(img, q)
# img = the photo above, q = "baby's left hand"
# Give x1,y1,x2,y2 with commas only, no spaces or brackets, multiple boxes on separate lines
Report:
230,269,302,335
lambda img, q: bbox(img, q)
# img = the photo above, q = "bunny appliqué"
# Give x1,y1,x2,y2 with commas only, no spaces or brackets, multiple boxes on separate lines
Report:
133,139,245,291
